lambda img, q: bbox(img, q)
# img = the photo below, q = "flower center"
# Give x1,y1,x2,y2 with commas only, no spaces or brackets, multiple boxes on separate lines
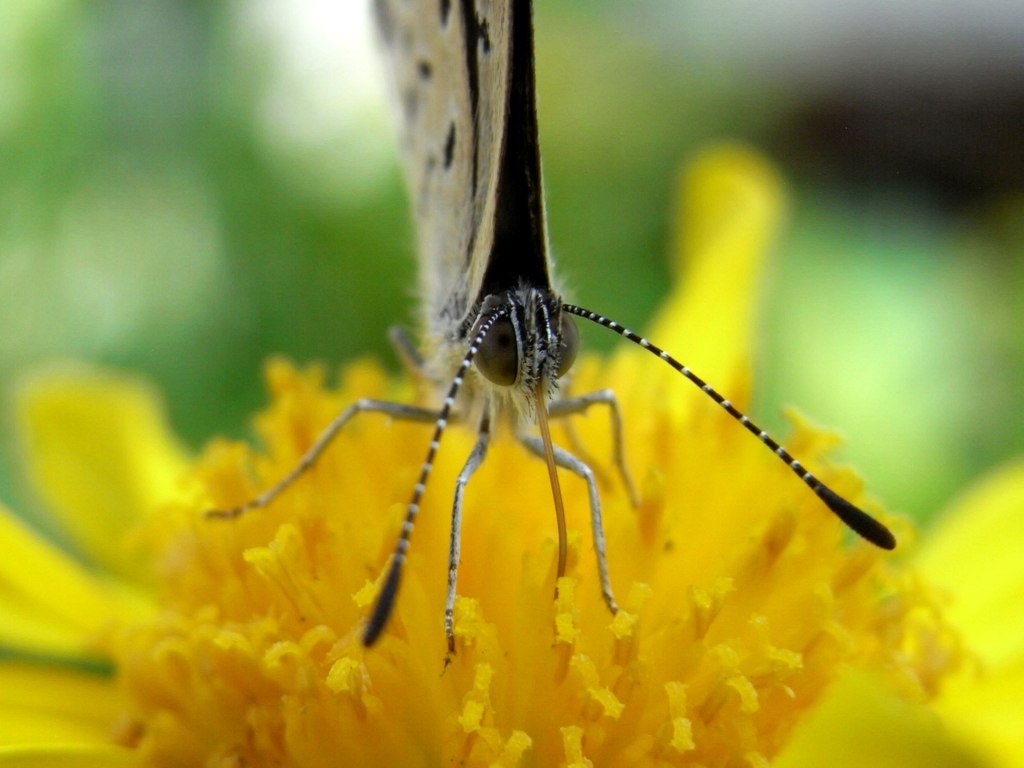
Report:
112,359,962,767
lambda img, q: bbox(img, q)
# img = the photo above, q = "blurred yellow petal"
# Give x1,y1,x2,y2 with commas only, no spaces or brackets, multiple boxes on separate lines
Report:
0,502,117,659
917,457,1024,668
938,659,1024,768
773,672,989,768
0,663,121,747
0,744,138,768
613,144,785,415
17,366,191,580
917,458,1024,767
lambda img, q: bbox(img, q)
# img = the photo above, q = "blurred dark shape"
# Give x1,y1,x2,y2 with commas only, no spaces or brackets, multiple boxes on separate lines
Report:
776,80,1024,209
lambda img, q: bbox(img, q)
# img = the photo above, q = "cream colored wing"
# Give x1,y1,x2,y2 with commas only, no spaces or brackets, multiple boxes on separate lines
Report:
373,0,512,339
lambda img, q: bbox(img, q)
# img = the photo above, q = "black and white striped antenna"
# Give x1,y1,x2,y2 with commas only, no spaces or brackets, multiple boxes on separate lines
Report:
563,304,897,551
363,308,510,646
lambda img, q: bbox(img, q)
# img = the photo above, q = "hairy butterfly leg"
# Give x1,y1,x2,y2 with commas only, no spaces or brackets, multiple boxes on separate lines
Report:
207,399,443,519
549,389,640,509
445,411,492,655
388,326,429,379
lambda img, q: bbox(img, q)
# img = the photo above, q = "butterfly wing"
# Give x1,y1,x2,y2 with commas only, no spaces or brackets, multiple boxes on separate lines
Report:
373,0,514,340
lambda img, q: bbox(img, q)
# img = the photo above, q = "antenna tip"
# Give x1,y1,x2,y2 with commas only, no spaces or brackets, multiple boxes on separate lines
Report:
363,560,403,647
817,486,897,551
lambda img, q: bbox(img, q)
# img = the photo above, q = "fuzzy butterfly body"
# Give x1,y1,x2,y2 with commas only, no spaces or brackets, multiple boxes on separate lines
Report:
373,0,561,418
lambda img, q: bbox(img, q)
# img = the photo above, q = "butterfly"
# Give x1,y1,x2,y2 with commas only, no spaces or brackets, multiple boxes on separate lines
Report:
211,0,896,652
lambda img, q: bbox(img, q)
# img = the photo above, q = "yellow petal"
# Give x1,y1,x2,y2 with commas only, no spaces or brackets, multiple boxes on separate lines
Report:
17,365,190,580
917,457,1024,668
0,745,137,768
772,672,989,768
612,144,785,414
937,659,1024,768
0,502,116,659
0,662,121,747
917,458,1024,767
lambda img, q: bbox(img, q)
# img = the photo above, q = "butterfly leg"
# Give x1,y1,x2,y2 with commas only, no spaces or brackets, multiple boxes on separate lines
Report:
445,411,492,655
208,399,443,519
549,389,640,509
518,434,619,617
388,326,428,379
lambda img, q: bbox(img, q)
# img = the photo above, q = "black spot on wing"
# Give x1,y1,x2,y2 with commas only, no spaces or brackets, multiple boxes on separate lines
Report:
418,60,433,80
441,0,452,26
458,1,482,196
478,18,491,53
459,1,481,124
444,123,456,169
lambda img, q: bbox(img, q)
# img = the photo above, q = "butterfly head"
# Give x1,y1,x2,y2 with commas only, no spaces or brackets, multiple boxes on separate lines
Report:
473,288,579,419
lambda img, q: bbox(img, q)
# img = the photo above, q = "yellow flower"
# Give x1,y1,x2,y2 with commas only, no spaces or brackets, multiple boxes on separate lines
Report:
0,146,1019,767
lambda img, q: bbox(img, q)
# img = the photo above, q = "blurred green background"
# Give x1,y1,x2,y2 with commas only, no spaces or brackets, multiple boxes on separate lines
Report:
2,0,1023,537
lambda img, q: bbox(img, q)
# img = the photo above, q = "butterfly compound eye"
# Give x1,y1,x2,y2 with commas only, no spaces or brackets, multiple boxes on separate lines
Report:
476,317,520,386
556,314,579,378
